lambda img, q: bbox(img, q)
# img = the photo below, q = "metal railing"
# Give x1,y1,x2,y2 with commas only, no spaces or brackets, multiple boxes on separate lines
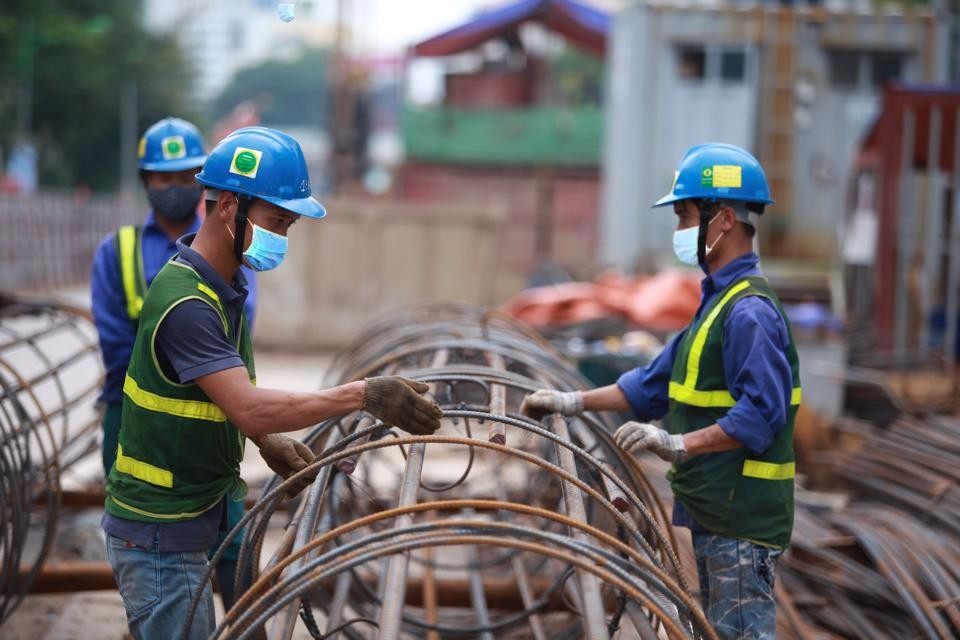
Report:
0,191,140,293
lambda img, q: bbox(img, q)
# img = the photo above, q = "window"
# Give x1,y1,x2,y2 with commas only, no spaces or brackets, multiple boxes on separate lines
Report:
828,51,859,88
677,47,706,81
675,47,748,84
871,52,903,88
720,51,746,82
828,50,906,90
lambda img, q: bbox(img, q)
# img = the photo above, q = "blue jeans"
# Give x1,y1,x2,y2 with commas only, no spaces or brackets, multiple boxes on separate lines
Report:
105,532,215,640
692,532,782,640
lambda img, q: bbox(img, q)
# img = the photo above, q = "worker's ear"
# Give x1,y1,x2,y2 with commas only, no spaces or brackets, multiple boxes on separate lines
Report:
216,191,238,223
718,206,738,232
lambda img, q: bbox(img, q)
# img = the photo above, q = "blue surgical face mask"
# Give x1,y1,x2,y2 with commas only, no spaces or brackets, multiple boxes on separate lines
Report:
672,211,725,266
672,226,700,266
243,223,288,271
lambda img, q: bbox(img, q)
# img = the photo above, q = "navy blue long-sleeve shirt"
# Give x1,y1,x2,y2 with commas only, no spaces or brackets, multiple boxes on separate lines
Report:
616,253,794,529
90,211,258,404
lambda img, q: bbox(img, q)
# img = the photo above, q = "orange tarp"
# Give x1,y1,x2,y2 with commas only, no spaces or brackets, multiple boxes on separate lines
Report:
502,269,701,331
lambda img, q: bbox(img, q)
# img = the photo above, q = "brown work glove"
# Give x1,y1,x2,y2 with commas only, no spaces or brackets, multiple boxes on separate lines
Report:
256,434,318,498
363,376,443,435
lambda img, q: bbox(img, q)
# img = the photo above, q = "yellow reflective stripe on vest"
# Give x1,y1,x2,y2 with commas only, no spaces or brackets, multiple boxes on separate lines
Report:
742,460,795,480
123,374,226,422
118,226,144,320
108,494,222,520
197,282,220,303
682,280,751,388
669,278,802,408
115,444,173,488
669,382,804,408
668,382,736,407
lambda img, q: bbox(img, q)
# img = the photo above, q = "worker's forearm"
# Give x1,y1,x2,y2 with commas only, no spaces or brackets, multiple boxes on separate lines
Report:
236,381,365,439
682,423,742,456
581,384,632,412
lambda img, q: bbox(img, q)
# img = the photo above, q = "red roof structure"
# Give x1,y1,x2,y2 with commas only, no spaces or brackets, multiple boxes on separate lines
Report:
412,0,609,58
860,83,960,348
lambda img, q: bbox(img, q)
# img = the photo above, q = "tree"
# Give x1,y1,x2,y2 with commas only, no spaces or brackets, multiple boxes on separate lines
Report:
211,48,329,129
0,0,193,191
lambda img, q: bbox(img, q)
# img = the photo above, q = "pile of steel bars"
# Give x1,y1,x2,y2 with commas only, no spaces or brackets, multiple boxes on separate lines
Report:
199,303,715,640
774,415,960,639
0,295,103,624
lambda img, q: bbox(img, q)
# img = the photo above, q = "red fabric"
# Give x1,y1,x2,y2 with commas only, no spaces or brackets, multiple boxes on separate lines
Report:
502,269,701,331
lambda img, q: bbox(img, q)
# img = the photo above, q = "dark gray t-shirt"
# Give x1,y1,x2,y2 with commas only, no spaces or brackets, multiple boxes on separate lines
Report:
102,234,250,552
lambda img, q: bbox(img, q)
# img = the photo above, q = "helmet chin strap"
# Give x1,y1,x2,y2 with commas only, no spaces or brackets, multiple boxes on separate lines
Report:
233,195,253,264
697,203,725,266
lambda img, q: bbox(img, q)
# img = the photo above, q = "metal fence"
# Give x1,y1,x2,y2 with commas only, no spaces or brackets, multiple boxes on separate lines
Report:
0,191,140,293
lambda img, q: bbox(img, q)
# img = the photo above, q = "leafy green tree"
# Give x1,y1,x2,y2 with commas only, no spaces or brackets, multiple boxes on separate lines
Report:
211,48,329,128
0,0,192,190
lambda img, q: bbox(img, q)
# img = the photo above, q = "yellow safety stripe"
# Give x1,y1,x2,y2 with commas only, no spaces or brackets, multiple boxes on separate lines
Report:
670,278,802,408
118,226,144,320
197,282,220,304
108,494,223,521
669,383,803,408
123,374,226,422
742,460,795,480
115,444,173,488
165,261,231,337
682,280,751,388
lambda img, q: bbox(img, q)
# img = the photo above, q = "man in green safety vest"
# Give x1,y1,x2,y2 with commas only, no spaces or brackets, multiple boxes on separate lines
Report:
91,117,258,611
522,143,800,639
101,126,442,639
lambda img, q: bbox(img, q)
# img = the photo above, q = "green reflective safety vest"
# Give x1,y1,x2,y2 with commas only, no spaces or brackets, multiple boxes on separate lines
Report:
666,276,801,549
105,258,255,523
114,225,147,322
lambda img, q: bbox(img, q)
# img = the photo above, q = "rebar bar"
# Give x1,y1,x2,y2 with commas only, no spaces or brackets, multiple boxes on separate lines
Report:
0,294,103,625
200,303,712,640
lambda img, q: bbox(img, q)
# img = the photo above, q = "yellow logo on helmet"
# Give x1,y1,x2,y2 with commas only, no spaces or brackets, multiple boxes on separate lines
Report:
229,147,263,178
137,137,147,159
711,165,742,189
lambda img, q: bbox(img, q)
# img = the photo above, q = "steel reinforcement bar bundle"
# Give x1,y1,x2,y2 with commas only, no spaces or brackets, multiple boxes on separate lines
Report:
0,294,103,625
774,415,960,639
194,303,717,640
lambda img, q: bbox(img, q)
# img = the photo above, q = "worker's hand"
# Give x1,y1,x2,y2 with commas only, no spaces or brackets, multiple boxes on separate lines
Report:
520,389,583,421
614,421,688,462
363,376,443,436
256,434,318,498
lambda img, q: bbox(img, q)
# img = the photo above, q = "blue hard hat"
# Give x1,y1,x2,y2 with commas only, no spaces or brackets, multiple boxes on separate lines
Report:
653,143,774,208
195,127,326,219
138,117,207,172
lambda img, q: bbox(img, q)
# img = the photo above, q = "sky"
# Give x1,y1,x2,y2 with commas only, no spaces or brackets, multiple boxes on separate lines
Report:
352,0,499,55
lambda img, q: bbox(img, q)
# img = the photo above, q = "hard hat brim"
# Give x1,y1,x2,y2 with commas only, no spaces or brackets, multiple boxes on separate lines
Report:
652,192,776,208
261,194,327,219
653,192,684,208
140,156,208,172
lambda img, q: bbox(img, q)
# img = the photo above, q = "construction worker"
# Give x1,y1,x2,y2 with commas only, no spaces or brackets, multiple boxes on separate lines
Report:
101,126,442,639
522,143,800,639
90,117,257,611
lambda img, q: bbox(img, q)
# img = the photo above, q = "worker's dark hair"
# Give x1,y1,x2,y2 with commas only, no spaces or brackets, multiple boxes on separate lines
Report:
696,198,756,238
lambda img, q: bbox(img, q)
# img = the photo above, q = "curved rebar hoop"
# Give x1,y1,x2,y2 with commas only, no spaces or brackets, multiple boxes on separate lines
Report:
0,297,103,625
208,303,710,640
